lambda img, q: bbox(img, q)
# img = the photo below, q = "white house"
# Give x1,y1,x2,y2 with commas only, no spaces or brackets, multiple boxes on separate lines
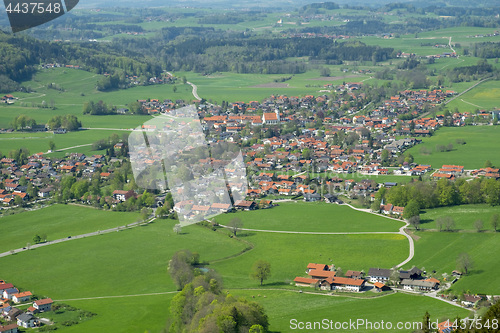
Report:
368,268,392,283
12,291,32,304
33,298,53,312
17,313,36,328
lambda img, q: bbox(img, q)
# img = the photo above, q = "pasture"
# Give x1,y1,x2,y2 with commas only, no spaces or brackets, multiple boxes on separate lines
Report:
419,204,500,231
446,80,500,113
215,201,403,233
408,231,500,294
0,205,140,253
405,126,500,169
231,290,471,333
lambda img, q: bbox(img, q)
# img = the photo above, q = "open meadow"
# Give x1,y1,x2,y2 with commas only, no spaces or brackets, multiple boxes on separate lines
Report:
419,204,500,231
214,201,403,233
408,231,500,295
0,204,140,253
230,290,471,333
405,126,500,169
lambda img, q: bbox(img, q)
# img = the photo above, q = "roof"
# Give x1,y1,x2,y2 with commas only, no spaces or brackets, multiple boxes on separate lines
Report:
308,269,336,279
401,279,436,288
13,291,32,298
294,277,319,285
0,284,14,291
0,324,19,332
368,268,392,278
34,298,53,306
373,282,386,289
17,313,34,322
307,263,329,271
331,277,365,287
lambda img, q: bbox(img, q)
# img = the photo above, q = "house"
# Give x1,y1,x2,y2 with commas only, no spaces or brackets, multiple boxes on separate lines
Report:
234,200,256,211
368,268,392,283
2,287,19,300
5,307,22,321
401,279,438,291
0,323,18,333
399,267,422,280
112,190,136,202
17,313,36,328
321,276,366,292
0,284,14,293
38,187,53,198
12,291,32,304
304,193,321,202
306,263,330,273
345,270,364,279
462,294,482,308
437,320,454,333
33,298,53,312
307,269,336,280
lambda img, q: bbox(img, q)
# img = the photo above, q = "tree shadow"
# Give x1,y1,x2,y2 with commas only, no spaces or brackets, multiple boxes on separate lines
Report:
264,281,288,287
237,232,256,238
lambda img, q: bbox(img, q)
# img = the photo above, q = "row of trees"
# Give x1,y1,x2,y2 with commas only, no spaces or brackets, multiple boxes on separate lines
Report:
83,100,117,115
378,178,500,213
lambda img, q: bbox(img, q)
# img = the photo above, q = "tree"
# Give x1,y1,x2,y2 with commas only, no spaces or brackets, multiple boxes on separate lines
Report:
474,219,483,232
173,224,182,234
168,250,196,290
491,214,499,232
49,141,56,151
140,207,151,222
33,234,41,244
335,267,344,277
484,160,493,168
408,215,421,230
436,216,455,232
456,253,473,275
403,199,420,220
250,260,271,286
229,217,242,237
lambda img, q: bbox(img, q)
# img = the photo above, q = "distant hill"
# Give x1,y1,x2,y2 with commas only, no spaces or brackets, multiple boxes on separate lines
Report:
75,0,500,8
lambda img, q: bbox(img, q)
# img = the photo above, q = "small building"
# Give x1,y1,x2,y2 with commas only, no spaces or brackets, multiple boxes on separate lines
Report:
401,279,438,292
293,277,319,288
112,190,136,202
33,298,53,312
368,268,392,283
17,313,36,328
5,308,22,321
234,200,256,211
462,294,482,308
12,291,32,304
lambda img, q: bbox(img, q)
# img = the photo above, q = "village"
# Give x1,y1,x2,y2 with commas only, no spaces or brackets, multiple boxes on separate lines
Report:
0,280,53,332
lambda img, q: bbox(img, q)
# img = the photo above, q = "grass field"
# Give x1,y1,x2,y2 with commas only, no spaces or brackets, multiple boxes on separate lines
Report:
419,204,500,231
0,220,247,332
230,290,471,332
405,126,500,169
408,231,500,294
215,202,403,233
0,129,130,157
0,205,140,253
210,232,408,289
446,80,500,113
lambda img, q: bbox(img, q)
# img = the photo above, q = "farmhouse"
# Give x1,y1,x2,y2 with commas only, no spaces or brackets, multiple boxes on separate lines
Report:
33,298,53,312
112,190,136,202
401,279,438,291
12,291,32,304
323,276,366,292
368,268,392,283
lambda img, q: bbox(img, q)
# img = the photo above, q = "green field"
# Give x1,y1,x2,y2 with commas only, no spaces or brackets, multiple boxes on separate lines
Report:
0,129,130,157
211,232,408,289
230,290,471,332
408,231,500,294
406,126,500,169
215,202,403,232
0,220,247,332
0,205,140,253
419,204,500,231
447,80,500,113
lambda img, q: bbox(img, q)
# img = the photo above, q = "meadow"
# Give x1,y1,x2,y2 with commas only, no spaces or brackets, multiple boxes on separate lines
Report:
0,129,130,157
408,231,500,294
230,290,471,333
214,201,403,233
0,204,140,253
405,126,500,169
419,204,500,231
446,80,500,113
